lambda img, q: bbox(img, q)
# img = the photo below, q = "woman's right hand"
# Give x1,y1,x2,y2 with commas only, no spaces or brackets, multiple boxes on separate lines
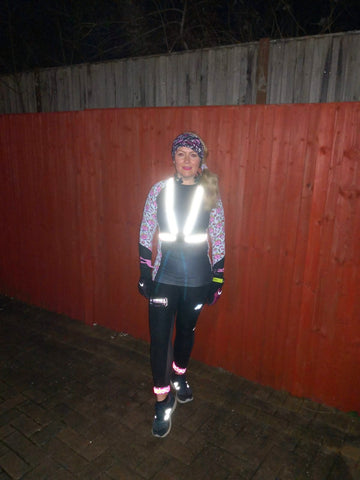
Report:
138,276,152,299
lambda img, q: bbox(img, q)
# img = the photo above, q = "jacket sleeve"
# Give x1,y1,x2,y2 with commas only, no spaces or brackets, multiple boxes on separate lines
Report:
208,196,225,278
139,181,162,278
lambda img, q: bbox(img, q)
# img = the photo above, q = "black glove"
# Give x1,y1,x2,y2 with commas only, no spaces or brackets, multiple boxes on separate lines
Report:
207,258,225,305
138,244,153,299
206,279,224,305
138,276,152,299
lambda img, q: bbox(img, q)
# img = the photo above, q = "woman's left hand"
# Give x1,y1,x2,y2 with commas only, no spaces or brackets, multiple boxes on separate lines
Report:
206,282,223,305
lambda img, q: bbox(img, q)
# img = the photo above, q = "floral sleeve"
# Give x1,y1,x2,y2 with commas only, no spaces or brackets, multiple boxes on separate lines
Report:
208,197,225,267
139,180,165,249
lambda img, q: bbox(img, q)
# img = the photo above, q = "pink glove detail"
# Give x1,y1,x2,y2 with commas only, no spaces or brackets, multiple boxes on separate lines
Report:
208,287,222,305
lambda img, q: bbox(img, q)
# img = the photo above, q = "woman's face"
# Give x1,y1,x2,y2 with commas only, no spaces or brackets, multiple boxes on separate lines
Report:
174,147,201,184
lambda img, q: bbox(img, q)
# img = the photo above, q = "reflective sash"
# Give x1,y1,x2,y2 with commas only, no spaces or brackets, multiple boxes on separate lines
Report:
159,178,207,244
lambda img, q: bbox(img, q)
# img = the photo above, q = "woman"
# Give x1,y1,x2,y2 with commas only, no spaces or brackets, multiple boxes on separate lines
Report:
138,132,225,438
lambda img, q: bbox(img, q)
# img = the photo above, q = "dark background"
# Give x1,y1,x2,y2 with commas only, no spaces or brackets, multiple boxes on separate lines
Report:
1,0,359,74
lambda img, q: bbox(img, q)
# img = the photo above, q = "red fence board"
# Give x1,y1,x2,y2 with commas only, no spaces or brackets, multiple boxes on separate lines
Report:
0,103,359,412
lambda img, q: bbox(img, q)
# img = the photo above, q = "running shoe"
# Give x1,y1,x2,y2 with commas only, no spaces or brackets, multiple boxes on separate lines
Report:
152,392,177,438
170,373,193,403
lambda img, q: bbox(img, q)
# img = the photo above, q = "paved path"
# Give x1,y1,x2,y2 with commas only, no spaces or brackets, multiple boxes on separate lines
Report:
0,296,359,479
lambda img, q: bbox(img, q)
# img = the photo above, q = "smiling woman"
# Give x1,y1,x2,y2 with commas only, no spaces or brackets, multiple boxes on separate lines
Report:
138,131,225,438
173,146,201,184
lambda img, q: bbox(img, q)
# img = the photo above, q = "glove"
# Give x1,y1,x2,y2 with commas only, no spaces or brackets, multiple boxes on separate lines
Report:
206,279,224,305
138,276,152,299
206,258,225,305
138,244,153,299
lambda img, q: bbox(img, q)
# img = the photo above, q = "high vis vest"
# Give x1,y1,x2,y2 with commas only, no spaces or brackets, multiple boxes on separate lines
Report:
158,178,208,244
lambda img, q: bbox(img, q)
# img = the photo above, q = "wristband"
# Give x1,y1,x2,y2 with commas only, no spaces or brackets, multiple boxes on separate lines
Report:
212,277,224,284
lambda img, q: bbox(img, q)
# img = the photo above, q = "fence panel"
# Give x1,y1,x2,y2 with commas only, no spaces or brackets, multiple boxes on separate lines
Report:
0,103,359,412
1,31,359,113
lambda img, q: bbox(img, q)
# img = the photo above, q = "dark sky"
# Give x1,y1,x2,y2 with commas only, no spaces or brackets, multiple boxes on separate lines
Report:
1,0,359,74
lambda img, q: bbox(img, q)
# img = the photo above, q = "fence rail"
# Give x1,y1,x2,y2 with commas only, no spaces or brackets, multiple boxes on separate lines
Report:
0,31,359,113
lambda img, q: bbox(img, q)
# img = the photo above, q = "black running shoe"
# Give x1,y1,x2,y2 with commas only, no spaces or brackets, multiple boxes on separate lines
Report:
170,373,193,403
152,392,177,438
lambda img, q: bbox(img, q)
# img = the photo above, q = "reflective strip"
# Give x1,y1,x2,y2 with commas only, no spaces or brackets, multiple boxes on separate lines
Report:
212,277,224,284
159,232,177,242
150,297,168,307
184,233,208,244
183,185,204,236
164,178,178,237
153,385,171,395
172,361,186,375
160,233,207,243
194,303,203,310
160,178,207,243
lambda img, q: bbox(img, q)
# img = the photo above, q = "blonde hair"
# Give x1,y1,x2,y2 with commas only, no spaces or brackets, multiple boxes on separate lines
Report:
200,167,219,211
189,132,219,211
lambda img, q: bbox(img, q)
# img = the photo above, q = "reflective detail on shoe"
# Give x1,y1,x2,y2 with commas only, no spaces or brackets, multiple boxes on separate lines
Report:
170,372,193,404
163,407,172,421
172,380,180,391
194,303,203,310
150,297,168,307
153,385,171,395
172,361,186,375
152,393,177,438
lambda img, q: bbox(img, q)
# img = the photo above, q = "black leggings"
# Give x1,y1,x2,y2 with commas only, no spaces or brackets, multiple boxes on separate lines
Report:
149,282,209,389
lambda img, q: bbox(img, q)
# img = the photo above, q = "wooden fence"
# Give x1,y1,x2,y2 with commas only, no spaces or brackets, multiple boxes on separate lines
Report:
0,31,359,114
0,103,359,412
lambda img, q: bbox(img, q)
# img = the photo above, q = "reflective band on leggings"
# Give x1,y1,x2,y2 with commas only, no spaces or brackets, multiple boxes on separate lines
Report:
172,361,186,375
153,385,171,395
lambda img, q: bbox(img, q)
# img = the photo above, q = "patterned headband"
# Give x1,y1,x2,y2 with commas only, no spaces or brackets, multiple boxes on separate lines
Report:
171,133,205,160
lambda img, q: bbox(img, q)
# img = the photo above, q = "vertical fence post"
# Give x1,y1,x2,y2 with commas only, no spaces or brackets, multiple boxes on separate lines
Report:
256,38,270,105
34,71,42,113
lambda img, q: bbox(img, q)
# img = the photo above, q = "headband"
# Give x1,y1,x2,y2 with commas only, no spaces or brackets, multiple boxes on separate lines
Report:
171,133,205,161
